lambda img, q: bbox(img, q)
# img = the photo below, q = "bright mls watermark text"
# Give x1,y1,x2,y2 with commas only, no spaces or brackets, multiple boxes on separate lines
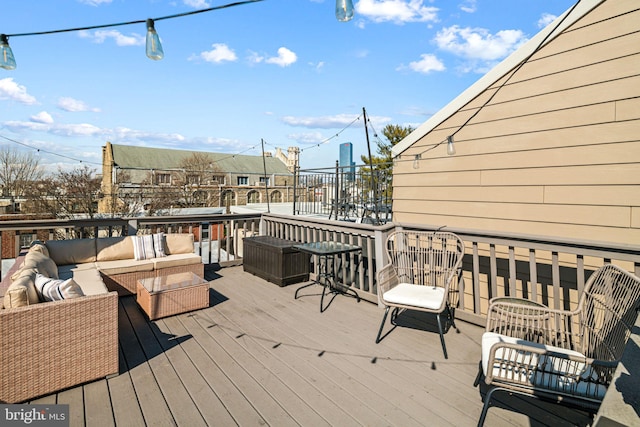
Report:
1,405,69,426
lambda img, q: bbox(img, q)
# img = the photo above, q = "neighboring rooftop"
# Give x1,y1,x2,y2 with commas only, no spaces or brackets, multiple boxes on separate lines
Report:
109,143,293,176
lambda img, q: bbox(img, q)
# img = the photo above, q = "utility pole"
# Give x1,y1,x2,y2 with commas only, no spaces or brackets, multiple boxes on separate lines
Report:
363,107,380,224
261,138,270,213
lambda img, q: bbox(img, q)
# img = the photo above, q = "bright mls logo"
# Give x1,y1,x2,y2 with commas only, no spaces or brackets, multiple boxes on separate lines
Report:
1,405,68,426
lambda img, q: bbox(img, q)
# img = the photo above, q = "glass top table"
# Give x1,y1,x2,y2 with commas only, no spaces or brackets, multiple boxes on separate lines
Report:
293,241,362,312
293,241,362,256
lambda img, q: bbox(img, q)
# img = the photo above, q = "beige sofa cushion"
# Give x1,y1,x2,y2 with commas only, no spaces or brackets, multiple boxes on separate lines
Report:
152,253,202,270
165,234,195,255
22,251,59,279
58,266,108,296
3,274,40,308
45,239,96,265
57,263,97,274
29,242,50,258
97,236,134,261
96,259,154,275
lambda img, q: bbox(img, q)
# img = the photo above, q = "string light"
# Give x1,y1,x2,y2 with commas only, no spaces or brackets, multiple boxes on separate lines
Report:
1,0,354,69
335,0,355,22
145,19,164,61
0,34,16,70
407,135,456,170
299,113,362,154
0,134,102,166
1,0,264,69
0,133,268,170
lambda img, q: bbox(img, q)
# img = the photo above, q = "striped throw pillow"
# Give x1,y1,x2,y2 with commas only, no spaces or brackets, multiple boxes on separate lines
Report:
34,273,84,302
153,232,167,257
133,235,156,260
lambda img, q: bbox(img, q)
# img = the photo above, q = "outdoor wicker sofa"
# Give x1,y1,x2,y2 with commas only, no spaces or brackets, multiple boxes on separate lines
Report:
0,233,204,403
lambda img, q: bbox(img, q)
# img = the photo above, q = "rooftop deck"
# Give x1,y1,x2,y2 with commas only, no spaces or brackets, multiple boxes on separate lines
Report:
26,266,595,427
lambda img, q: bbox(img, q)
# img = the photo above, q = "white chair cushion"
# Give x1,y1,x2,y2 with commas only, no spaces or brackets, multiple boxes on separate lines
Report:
482,332,606,399
382,283,445,310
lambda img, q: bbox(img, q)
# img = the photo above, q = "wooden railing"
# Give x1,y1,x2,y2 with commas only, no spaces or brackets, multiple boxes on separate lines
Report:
0,214,262,275
261,214,640,326
260,213,395,303
1,212,639,327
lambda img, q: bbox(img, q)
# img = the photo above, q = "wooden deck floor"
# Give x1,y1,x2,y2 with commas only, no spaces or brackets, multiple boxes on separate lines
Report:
30,266,594,426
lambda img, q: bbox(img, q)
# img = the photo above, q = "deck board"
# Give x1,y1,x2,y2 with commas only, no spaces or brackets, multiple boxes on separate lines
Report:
83,380,114,427
27,266,593,426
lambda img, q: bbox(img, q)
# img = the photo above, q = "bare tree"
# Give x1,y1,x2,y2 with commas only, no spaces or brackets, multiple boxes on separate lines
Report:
174,153,221,208
29,165,101,219
0,147,44,210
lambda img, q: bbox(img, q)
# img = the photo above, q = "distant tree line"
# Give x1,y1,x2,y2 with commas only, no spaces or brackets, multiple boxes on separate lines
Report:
0,147,226,218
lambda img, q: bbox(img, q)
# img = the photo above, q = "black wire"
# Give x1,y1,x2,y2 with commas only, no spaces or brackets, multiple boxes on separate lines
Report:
5,0,264,38
0,134,102,166
410,0,582,159
299,113,362,153
448,0,582,140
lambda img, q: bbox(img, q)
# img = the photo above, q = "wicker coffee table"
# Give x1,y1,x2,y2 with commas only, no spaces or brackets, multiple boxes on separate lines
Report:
136,272,209,320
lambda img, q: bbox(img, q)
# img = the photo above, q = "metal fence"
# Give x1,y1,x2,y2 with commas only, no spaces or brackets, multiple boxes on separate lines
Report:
292,161,393,225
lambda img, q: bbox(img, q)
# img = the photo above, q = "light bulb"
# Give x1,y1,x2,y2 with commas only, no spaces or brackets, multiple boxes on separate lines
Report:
145,19,164,61
335,0,354,22
0,34,17,70
446,135,456,156
413,154,421,169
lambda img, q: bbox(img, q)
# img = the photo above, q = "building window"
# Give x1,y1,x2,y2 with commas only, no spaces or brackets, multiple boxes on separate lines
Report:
270,190,282,203
247,190,260,204
19,233,36,248
156,173,171,185
237,176,248,186
222,190,236,206
187,175,200,185
259,176,270,186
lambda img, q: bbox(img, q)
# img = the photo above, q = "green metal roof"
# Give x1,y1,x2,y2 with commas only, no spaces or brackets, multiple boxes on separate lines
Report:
110,144,292,175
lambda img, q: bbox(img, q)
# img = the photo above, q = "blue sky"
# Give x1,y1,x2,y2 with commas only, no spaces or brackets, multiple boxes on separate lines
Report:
0,0,577,173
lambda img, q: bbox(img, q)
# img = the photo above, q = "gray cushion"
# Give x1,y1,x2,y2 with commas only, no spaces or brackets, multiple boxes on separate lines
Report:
45,239,96,265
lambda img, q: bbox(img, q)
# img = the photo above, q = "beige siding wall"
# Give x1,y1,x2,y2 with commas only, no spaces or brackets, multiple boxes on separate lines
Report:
393,0,640,246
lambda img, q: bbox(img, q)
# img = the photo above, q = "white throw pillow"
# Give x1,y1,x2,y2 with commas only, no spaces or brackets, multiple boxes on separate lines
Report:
153,232,167,257
132,235,156,260
34,273,84,302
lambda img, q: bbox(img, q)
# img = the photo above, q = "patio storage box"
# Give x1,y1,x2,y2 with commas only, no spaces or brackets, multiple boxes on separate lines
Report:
243,236,310,286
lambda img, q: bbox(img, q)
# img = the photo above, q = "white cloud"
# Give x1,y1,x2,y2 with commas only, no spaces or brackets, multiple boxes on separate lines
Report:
282,113,390,129
2,120,187,144
248,51,265,65
78,29,144,46
399,53,445,74
266,47,298,67
58,97,101,113
0,78,38,105
198,43,238,63
355,0,438,24
459,0,477,13
30,111,54,124
287,132,327,145
435,25,528,61
3,121,103,137
78,0,112,5
183,0,210,8
538,13,557,28
282,114,360,129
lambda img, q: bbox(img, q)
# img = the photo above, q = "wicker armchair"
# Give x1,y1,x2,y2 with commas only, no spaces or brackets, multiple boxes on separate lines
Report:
375,231,465,359
475,263,640,426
